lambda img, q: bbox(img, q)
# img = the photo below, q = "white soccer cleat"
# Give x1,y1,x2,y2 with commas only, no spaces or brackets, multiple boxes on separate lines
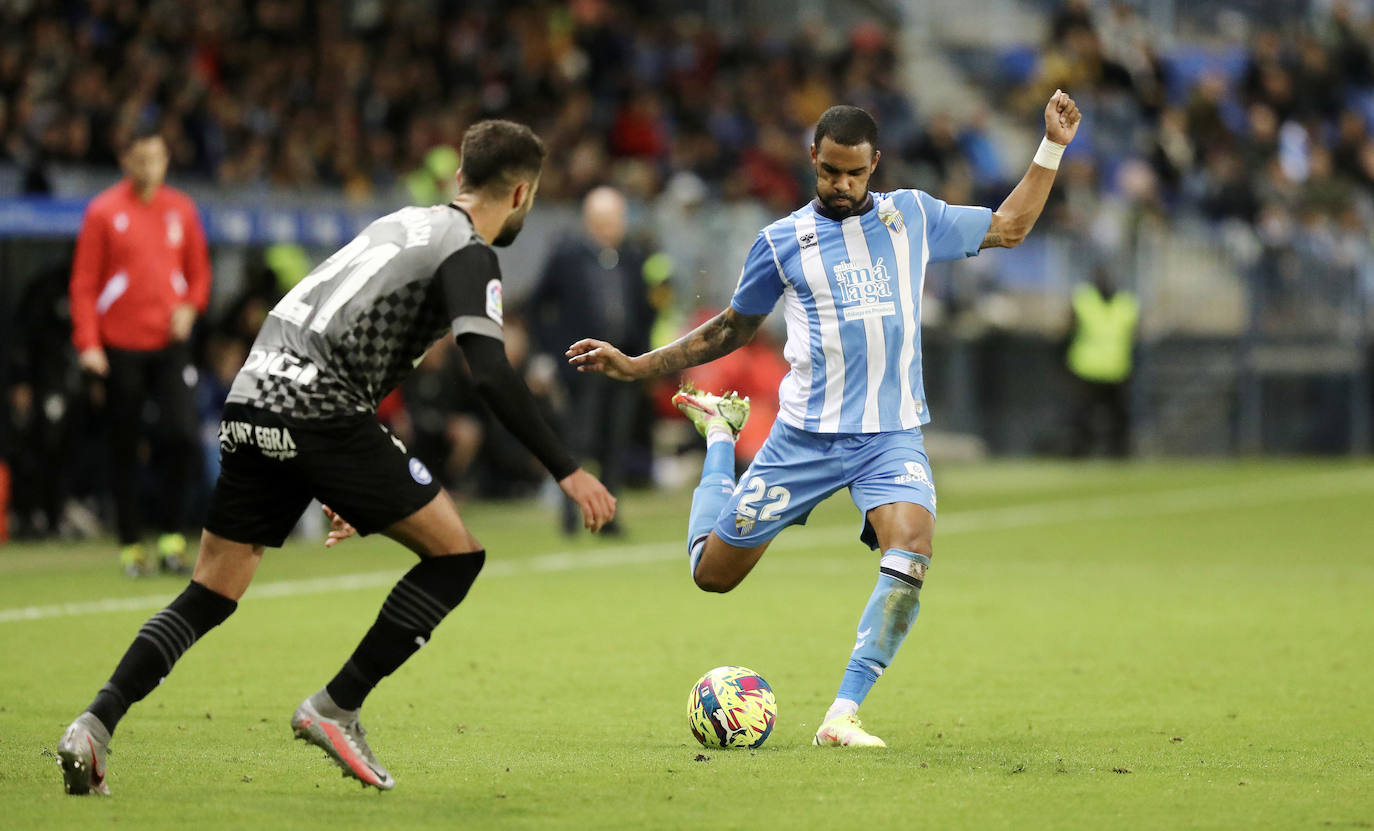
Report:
57,712,111,795
291,691,395,790
813,713,887,748
672,383,750,440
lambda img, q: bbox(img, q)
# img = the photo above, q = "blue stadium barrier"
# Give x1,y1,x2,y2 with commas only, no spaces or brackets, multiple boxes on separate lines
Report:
0,196,376,247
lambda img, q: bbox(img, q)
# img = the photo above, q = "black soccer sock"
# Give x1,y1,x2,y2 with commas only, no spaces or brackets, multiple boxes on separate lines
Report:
86,581,238,734
326,551,485,711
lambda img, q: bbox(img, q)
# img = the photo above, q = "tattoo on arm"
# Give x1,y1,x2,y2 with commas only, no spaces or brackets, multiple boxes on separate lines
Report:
980,211,1006,250
645,310,765,375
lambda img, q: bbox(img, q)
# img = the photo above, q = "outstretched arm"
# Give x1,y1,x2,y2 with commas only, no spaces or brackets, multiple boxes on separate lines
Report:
566,307,767,381
433,243,616,530
458,332,617,531
457,333,577,479
981,89,1082,249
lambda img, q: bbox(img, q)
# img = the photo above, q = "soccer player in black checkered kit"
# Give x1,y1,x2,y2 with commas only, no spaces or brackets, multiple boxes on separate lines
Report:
55,121,617,794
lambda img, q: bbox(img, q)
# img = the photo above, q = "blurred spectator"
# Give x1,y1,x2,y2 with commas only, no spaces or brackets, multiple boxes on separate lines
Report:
1184,73,1236,152
1147,106,1195,194
1024,11,1134,110
404,145,460,207
906,112,969,188
68,129,210,576
1293,35,1343,120
741,125,805,214
956,109,1007,190
1066,269,1138,458
1332,108,1374,189
1050,0,1095,42
643,252,684,352
528,186,653,534
1200,148,1259,224
475,317,560,499
6,262,80,539
217,257,286,352
610,89,669,160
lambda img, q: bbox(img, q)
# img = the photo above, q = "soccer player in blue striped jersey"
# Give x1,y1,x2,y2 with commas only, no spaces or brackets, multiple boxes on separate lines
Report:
569,92,1081,747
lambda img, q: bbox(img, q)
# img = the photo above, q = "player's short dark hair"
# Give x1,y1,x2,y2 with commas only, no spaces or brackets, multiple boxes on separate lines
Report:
813,106,879,151
121,124,165,154
459,120,547,193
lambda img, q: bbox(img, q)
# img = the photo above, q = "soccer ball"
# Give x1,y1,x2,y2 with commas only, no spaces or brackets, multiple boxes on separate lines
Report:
687,666,776,749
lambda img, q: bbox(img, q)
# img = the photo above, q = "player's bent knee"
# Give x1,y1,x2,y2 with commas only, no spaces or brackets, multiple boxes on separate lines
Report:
384,493,482,558
691,551,738,593
692,538,764,593
871,506,935,559
430,549,486,571
893,517,934,553
191,532,264,601
692,563,740,593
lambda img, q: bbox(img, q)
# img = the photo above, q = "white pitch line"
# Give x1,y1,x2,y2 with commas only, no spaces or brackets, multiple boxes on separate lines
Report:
2,466,1372,625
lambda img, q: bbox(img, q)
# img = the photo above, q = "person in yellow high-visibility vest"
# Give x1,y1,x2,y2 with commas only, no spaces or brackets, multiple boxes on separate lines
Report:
1066,270,1138,457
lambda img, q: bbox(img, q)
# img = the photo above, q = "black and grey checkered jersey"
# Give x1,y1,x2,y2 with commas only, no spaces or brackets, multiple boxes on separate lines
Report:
227,205,504,419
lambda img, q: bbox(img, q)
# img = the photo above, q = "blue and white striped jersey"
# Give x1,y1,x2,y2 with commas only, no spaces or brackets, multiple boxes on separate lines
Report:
730,190,991,433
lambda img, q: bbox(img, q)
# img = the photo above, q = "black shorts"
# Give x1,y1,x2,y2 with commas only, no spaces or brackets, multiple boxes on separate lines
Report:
205,402,441,547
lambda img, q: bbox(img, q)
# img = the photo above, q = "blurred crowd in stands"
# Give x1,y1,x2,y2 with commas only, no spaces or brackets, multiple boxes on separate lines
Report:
993,0,1374,333
6,0,1374,540
5,1,1374,238
6,0,1373,317
0,0,918,210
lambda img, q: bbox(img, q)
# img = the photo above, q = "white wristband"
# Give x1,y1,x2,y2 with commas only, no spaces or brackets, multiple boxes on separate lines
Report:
1033,136,1066,171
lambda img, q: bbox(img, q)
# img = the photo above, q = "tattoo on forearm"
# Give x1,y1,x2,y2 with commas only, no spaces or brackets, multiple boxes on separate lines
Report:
645,311,763,375
980,228,1003,249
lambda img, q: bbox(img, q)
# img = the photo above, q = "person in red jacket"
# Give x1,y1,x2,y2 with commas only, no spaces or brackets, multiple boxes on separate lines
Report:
69,127,212,576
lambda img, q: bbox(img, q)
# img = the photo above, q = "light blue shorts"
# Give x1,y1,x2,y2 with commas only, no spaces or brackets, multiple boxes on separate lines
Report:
713,420,937,550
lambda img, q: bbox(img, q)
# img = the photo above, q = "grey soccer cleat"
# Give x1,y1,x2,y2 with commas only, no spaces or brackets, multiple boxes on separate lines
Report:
291,690,395,790
57,712,111,795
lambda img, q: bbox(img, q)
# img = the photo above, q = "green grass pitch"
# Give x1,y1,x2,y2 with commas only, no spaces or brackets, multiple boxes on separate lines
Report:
1,460,1372,829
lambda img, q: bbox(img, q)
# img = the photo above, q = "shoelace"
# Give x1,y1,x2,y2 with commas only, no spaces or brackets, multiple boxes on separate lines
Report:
342,720,382,767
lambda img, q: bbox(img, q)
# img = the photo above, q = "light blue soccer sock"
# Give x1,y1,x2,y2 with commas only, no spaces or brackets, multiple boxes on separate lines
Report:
686,432,737,578
830,548,930,716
